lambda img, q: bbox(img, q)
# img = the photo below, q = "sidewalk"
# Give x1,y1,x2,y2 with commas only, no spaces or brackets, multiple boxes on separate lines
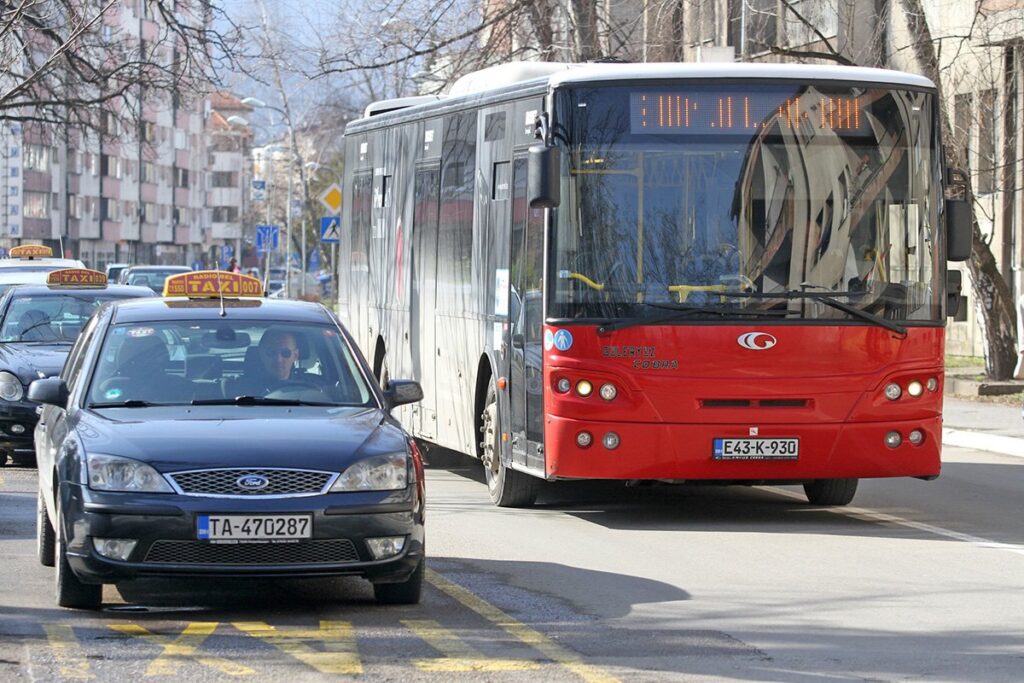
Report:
943,396,1024,459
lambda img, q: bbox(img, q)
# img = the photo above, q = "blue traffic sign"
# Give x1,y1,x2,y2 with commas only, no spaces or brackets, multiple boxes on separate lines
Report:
256,224,279,253
320,216,341,243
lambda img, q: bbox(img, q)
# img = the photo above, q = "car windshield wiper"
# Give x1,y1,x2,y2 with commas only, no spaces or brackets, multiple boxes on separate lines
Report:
719,289,908,337
598,303,787,334
190,396,338,407
88,400,171,408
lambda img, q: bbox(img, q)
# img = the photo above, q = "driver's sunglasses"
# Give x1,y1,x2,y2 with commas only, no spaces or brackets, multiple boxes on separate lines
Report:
264,347,296,359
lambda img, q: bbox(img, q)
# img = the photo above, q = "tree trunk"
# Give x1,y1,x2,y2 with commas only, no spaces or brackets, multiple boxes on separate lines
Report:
899,0,1019,379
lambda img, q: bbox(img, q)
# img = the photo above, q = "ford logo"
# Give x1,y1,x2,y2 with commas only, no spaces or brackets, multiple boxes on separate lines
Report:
236,475,269,490
737,332,777,351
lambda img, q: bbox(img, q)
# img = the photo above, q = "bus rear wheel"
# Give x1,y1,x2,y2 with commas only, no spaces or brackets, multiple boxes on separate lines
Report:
481,383,538,507
803,478,858,506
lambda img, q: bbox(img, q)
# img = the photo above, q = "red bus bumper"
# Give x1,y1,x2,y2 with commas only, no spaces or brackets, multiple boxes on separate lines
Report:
544,415,941,480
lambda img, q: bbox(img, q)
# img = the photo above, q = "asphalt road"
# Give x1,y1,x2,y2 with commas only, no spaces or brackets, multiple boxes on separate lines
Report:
1,442,1022,682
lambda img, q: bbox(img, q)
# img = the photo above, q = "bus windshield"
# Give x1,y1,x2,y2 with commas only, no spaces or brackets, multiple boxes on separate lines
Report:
552,83,941,323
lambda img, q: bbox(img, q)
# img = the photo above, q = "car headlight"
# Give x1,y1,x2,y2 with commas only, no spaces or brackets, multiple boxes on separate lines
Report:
0,371,23,402
330,453,408,492
86,453,174,493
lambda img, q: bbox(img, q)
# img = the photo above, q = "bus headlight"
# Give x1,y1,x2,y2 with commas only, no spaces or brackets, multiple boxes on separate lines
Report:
576,431,593,448
602,432,620,450
885,431,902,448
599,383,617,401
884,383,902,400
926,377,939,392
575,380,593,397
907,380,924,397
556,378,571,393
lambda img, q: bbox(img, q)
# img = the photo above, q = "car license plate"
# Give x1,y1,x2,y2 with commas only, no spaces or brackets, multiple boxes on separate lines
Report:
197,514,312,541
713,438,799,460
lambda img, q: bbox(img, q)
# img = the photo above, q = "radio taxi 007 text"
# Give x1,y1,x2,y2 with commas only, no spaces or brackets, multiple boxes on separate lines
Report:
30,271,426,609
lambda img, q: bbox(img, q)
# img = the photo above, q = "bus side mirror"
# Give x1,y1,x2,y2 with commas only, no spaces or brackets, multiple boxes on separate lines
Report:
946,199,972,261
528,144,560,209
946,270,967,320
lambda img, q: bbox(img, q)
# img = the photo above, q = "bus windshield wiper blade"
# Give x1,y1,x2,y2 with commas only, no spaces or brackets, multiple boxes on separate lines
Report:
191,396,337,407
721,290,908,337
598,303,784,334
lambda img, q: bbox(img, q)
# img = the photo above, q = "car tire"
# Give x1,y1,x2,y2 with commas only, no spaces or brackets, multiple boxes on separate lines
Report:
803,478,858,506
37,489,55,567
373,559,424,605
481,383,539,508
54,497,102,610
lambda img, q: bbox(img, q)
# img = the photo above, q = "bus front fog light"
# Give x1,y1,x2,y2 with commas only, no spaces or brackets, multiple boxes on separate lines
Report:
884,383,902,400
366,536,406,560
602,432,620,450
575,380,593,397
93,538,138,561
907,380,924,397
599,383,617,401
576,431,593,448
885,431,902,448
926,377,939,392
908,430,925,445
556,378,571,393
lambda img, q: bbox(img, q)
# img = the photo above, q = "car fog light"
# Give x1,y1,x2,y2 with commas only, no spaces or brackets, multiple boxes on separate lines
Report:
556,378,571,393
885,431,902,449
884,383,902,400
926,377,939,392
603,432,620,450
93,538,138,561
366,536,406,560
908,430,925,445
10,424,25,434
599,383,617,401
907,380,924,397
576,431,593,448
575,380,593,397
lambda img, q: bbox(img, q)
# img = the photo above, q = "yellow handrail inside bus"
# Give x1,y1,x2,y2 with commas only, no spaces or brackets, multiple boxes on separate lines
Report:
668,284,727,303
565,272,605,291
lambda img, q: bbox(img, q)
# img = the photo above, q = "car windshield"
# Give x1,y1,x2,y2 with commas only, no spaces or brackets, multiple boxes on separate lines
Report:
87,321,374,407
0,294,132,343
126,270,188,292
552,83,942,323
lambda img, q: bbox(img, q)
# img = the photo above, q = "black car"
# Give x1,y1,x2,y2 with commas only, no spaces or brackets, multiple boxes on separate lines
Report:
30,272,425,609
117,265,192,293
0,272,154,466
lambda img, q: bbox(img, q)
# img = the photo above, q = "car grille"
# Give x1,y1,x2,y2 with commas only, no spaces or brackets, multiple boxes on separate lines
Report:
167,469,335,497
144,539,360,565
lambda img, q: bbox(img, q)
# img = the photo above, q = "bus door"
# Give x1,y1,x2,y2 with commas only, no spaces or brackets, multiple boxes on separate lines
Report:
411,166,440,438
508,156,545,471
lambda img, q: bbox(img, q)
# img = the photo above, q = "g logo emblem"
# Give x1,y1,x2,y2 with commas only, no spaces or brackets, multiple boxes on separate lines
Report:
737,332,777,350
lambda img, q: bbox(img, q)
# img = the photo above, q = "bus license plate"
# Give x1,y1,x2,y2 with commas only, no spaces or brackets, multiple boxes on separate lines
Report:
197,514,312,541
713,438,799,460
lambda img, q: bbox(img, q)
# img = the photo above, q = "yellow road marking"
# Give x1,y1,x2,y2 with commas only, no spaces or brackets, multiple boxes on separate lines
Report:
43,624,94,679
108,622,253,676
425,569,619,683
233,621,361,674
403,619,541,672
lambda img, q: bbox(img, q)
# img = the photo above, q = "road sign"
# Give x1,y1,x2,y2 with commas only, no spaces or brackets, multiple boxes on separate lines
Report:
221,245,233,259
320,216,341,243
318,183,342,214
255,224,279,253
291,198,303,214
252,179,267,201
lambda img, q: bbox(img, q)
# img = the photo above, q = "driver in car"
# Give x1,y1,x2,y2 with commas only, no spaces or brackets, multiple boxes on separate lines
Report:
232,327,310,396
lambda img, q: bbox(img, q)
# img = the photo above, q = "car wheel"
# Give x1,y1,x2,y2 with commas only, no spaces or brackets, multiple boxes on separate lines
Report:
803,478,858,506
37,489,55,567
54,497,102,609
481,382,538,507
373,559,424,605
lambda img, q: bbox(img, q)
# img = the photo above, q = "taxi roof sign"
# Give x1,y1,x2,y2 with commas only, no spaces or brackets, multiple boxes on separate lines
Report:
46,268,107,287
9,245,53,259
163,270,263,298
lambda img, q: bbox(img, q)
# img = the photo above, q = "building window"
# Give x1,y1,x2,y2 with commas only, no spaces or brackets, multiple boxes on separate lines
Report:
23,191,52,218
175,167,189,188
100,197,120,221
211,171,237,188
212,206,239,222
784,0,838,47
141,161,156,183
143,202,158,223
101,154,122,179
24,143,51,172
978,89,998,194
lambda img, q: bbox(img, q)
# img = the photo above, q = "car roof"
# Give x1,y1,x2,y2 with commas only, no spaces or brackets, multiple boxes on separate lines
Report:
109,297,336,324
0,257,85,270
124,265,192,272
0,270,51,285
4,284,155,298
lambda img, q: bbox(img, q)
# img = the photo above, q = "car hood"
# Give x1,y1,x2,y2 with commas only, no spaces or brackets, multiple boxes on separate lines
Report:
76,406,408,473
0,343,71,384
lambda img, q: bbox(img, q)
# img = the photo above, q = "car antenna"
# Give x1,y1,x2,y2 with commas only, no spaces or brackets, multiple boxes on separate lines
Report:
215,269,227,317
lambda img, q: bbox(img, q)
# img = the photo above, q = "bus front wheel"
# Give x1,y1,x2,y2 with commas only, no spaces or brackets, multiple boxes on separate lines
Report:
481,383,539,507
803,478,858,506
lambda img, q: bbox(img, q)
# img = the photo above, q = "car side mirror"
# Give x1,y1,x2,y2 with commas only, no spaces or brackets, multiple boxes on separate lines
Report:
528,144,560,209
384,379,423,409
28,377,69,408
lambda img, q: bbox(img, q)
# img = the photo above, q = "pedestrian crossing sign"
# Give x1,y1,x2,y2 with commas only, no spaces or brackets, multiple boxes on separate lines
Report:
320,216,341,243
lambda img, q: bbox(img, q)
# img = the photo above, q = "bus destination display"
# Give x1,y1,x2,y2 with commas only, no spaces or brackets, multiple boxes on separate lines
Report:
630,92,867,135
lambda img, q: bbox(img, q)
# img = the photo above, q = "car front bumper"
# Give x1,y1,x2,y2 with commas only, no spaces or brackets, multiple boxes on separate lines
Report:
0,400,39,450
59,483,425,585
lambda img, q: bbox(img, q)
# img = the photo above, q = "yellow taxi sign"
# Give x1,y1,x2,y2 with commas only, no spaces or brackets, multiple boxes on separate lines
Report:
46,268,107,287
9,244,53,258
163,270,263,298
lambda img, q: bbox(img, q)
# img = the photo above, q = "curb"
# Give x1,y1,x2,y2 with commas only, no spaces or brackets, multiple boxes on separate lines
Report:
943,428,1024,459
945,375,1024,397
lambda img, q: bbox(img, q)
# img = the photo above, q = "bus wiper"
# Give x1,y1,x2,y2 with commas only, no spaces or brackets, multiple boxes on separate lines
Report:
598,303,785,334
191,396,337,407
721,290,908,337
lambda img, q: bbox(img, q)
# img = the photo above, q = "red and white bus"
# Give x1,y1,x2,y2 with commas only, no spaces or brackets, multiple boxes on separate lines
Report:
339,62,971,507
